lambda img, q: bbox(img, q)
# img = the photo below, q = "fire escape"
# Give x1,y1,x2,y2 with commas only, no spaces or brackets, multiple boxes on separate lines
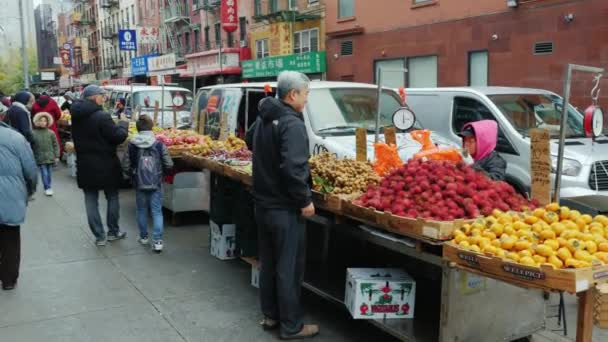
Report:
100,0,120,71
71,0,98,74
162,0,190,62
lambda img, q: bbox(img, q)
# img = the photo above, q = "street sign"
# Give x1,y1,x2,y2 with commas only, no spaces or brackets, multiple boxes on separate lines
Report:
119,30,137,51
131,53,158,76
242,51,326,78
148,53,177,75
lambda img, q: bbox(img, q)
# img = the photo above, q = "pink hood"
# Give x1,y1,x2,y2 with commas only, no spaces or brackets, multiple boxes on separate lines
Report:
463,120,498,161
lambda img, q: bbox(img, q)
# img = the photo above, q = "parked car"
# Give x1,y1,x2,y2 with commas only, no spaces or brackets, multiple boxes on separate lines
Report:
103,85,194,128
405,87,608,198
192,81,455,161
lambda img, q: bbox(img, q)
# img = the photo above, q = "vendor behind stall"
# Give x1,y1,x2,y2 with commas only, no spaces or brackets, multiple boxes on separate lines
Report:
114,98,131,118
459,120,506,181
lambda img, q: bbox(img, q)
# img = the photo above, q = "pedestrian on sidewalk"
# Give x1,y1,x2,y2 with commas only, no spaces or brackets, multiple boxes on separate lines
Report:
122,115,173,253
32,112,60,196
0,119,38,290
32,94,64,157
4,91,35,146
245,71,319,340
71,85,129,246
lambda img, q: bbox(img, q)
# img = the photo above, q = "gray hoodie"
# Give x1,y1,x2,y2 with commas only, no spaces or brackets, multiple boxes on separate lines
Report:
122,131,173,179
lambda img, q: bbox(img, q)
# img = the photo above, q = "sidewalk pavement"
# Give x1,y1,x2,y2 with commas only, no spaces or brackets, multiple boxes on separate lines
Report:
0,165,398,342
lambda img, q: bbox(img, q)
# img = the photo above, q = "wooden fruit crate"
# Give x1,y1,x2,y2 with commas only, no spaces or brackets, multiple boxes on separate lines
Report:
167,146,192,157
342,202,468,241
311,191,345,214
443,242,608,293
223,165,253,186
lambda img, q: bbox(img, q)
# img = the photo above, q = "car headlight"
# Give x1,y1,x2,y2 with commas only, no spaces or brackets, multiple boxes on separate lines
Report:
551,155,582,176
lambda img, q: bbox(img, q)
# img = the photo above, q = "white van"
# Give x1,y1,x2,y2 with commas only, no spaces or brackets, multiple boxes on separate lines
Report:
405,87,608,198
103,85,194,129
192,81,454,162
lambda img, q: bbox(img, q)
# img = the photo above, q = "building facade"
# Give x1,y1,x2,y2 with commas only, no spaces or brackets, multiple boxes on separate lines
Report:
34,4,58,70
246,0,326,81
325,0,608,109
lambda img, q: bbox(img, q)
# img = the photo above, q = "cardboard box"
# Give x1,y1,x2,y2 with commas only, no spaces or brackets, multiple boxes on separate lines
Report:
251,263,260,288
344,268,416,319
209,221,237,260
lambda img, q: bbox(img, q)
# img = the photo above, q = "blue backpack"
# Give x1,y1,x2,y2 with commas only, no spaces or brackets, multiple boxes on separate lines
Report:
134,142,163,190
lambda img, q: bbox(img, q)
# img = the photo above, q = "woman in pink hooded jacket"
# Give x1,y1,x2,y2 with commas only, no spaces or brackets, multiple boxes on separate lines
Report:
459,120,507,181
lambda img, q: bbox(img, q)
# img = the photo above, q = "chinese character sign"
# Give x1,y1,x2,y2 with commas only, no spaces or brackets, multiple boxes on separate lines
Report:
60,49,71,67
81,37,90,64
137,27,160,44
221,0,238,33
119,30,137,51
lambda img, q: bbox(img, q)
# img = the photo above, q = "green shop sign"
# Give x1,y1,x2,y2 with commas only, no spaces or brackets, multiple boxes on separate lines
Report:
242,51,326,79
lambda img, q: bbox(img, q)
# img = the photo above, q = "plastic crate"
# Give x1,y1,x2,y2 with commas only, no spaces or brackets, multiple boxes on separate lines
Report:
209,174,239,224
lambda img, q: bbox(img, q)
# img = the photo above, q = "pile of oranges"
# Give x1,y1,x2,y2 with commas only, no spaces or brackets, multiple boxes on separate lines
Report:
451,203,608,269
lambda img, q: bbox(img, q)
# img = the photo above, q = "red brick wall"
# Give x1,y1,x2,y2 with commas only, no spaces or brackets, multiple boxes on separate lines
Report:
326,0,608,110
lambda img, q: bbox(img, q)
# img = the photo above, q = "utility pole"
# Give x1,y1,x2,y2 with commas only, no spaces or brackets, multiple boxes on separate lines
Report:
19,0,29,89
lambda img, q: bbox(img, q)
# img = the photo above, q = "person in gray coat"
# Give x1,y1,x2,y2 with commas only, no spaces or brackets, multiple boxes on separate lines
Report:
0,120,38,290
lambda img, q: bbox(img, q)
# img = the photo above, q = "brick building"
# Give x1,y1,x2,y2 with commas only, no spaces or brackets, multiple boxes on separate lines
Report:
325,0,608,109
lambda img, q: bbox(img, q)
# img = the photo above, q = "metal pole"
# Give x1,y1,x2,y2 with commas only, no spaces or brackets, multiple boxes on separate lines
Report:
218,39,223,84
553,64,604,202
161,80,165,127
375,72,382,143
193,62,197,95
19,0,29,89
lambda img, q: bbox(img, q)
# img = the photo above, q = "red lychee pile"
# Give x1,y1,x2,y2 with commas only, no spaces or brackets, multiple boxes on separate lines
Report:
355,159,537,221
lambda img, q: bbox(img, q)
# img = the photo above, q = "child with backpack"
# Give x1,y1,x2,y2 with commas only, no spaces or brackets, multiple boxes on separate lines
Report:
123,115,173,252
32,112,60,196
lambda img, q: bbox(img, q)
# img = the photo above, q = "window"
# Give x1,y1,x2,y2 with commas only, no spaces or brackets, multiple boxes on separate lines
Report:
288,0,297,9
132,5,135,25
256,39,269,59
239,17,247,42
408,55,438,88
194,29,201,51
452,97,517,154
375,59,406,88
204,26,210,49
184,31,191,52
227,32,234,47
293,28,318,54
468,50,488,86
338,0,354,18
269,0,278,13
254,0,261,16
214,22,221,47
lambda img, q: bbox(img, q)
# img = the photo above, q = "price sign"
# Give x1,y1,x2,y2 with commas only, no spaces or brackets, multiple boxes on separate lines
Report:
530,129,551,206
356,128,367,162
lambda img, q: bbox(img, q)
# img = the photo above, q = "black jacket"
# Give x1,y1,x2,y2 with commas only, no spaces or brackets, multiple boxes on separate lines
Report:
71,99,128,190
246,98,312,210
5,103,34,145
474,151,507,181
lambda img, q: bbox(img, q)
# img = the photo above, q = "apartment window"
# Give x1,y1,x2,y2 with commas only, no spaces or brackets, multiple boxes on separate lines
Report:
338,0,354,18
214,22,221,47
269,0,278,13
239,17,247,42
468,50,488,86
194,29,201,51
254,0,261,16
408,55,438,87
293,28,318,54
185,31,191,52
132,5,135,25
375,58,405,88
177,34,182,52
204,26,210,49
125,8,129,27
227,32,234,47
288,0,297,9
256,39,269,59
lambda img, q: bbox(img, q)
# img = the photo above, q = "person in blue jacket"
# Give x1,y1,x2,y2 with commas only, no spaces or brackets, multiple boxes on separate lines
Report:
4,91,35,146
0,119,38,290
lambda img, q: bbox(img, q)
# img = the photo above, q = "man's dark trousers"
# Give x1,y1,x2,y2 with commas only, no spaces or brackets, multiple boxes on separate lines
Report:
0,225,21,286
255,207,306,336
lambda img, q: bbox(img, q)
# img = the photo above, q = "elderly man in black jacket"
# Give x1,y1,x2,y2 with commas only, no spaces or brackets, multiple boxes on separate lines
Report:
72,85,129,246
246,71,318,340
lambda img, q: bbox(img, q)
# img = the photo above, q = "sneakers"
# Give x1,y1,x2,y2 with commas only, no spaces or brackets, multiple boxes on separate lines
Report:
107,231,127,241
139,237,149,245
280,325,320,340
153,240,163,253
44,189,53,196
95,238,107,246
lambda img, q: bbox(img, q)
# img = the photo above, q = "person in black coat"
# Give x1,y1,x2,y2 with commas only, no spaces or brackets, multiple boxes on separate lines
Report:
245,71,318,340
4,91,35,146
71,85,129,246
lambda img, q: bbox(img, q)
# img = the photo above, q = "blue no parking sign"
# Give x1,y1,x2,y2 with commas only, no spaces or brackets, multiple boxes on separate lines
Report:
119,30,137,51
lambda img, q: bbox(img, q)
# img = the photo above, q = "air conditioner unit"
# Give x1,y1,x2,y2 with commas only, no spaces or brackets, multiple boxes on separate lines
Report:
240,40,247,48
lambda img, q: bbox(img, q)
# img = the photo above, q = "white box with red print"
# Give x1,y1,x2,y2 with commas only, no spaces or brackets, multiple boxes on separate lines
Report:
344,268,416,319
